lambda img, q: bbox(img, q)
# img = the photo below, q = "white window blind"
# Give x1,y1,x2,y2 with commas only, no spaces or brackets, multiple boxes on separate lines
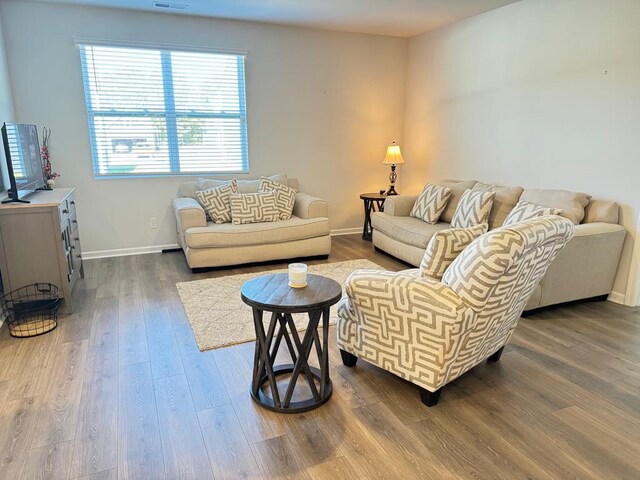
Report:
79,44,248,177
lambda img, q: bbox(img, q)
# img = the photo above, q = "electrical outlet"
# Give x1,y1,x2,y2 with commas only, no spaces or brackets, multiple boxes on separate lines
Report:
149,217,158,229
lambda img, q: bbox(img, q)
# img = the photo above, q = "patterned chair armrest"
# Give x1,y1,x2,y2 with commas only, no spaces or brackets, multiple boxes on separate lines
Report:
337,269,476,392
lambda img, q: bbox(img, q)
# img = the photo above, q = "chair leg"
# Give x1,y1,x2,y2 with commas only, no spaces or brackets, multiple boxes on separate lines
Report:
487,346,505,363
419,386,442,407
340,349,358,367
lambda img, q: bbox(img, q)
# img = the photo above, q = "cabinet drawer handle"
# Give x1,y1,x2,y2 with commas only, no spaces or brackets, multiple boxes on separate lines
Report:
62,209,69,214
71,201,76,205
74,237,80,241
72,220,78,224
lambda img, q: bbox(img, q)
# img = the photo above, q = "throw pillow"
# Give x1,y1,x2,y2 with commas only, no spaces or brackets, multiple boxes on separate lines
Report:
471,182,524,229
258,176,297,220
520,188,591,224
409,184,452,224
451,190,495,228
195,179,238,224
229,191,280,225
503,201,563,226
420,224,487,280
438,180,478,223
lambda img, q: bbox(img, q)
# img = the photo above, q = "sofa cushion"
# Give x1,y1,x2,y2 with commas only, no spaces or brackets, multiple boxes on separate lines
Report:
420,224,487,280
410,184,452,224
471,181,523,229
451,190,495,228
184,216,330,249
520,188,590,224
372,212,451,249
195,179,238,224
438,180,477,223
259,176,297,220
199,173,288,194
229,191,280,225
504,201,563,226
582,199,619,224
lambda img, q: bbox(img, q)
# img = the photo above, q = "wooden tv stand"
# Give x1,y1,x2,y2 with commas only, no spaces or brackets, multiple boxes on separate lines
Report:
0,188,84,313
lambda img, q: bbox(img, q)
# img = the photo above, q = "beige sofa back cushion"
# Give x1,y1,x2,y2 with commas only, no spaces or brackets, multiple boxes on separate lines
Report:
437,180,477,223
471,181,523,229
178,175,297,199
583,199,619,224
520,188,591,225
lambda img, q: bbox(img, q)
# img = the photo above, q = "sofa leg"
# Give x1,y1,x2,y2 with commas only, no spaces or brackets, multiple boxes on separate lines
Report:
419,386,442,407
191,267,208,274
487,346,505,363
340,349,358,367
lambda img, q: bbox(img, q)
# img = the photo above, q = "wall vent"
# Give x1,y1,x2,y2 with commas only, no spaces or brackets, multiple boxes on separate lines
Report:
153,2,188,10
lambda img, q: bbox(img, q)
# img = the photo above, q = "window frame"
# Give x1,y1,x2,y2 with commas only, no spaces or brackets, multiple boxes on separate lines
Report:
78,41,249,179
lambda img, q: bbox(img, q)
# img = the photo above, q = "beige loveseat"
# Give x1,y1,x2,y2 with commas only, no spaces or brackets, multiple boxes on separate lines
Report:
372,180,626,311
173,178,331,270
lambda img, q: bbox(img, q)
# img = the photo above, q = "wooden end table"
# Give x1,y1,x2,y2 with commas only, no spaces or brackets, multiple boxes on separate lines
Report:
360,192,387,241
240,273,342,413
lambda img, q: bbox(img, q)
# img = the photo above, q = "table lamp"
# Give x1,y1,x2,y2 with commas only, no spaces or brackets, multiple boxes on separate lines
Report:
382,141,405,195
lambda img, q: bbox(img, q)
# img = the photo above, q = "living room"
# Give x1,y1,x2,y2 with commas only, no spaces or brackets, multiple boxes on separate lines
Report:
0,0,638,478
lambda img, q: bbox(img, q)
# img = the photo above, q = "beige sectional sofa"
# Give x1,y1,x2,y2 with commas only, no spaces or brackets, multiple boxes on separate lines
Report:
173,178,331,270
372,180,626,311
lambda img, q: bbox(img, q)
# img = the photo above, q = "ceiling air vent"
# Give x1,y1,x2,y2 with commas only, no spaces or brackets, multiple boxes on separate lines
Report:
153,2,188,10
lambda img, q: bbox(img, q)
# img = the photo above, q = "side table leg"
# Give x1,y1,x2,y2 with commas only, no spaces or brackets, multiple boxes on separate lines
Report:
252,308,282,407
320,307,330,397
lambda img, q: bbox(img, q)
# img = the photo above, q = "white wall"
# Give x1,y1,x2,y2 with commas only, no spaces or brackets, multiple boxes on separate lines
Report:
403,0,640,299
0,0,407,254
0,12,15,191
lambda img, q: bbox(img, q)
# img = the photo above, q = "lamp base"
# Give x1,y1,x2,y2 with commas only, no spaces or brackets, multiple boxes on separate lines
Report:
386,164,398,195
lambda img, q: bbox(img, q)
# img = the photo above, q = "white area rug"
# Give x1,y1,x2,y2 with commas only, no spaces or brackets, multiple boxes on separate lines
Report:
176,259,384,351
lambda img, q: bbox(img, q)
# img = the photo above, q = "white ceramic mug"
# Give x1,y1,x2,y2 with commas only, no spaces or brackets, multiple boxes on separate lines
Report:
288,263,308,288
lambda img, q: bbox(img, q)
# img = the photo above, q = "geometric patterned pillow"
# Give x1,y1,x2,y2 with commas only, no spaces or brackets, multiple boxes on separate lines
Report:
258,176,297,220
229,191,280,225
195,179,238,224
503,201,563,226
420,224,488,280
451,190,495,228
409,184,452,224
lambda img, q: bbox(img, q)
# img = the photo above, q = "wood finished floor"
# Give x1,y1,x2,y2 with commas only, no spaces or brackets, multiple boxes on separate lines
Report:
0,234,639,479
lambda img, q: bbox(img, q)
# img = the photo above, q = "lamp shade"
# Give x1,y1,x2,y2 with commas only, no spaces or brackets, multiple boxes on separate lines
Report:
382,142,405,165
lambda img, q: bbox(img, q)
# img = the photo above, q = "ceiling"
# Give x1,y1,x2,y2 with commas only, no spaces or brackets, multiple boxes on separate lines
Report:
33,0,520,37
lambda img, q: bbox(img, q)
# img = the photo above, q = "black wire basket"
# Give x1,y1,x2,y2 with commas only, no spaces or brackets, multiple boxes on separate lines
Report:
0,283,62,338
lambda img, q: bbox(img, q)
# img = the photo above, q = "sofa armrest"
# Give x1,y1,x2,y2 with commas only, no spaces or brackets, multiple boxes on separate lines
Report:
528,222,626,309
383,195,418,217
173,197,207,235
293,192,328,219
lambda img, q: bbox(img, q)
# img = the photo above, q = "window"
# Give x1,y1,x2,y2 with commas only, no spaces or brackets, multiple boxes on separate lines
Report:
79,44,248,177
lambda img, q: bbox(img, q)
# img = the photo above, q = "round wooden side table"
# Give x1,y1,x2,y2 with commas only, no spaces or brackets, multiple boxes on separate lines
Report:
360,192,387,241
240,273,342,413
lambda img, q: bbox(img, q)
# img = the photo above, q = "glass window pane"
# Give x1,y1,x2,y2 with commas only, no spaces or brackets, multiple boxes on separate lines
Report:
172,52,241,114
92,116,170,175
84,46,165,112
176,117,245,172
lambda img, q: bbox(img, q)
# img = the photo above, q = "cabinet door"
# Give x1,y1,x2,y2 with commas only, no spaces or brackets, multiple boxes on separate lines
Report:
62,221,75,283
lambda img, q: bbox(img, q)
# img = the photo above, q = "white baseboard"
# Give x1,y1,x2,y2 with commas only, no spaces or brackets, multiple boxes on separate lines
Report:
82,243,180,260
330,227,361,236
607,291,626,305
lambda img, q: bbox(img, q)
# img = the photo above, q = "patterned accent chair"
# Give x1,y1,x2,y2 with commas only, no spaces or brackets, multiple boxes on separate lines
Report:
337,215,575,406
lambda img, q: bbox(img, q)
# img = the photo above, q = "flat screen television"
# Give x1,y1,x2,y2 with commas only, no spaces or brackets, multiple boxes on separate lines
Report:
1,122,46,204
